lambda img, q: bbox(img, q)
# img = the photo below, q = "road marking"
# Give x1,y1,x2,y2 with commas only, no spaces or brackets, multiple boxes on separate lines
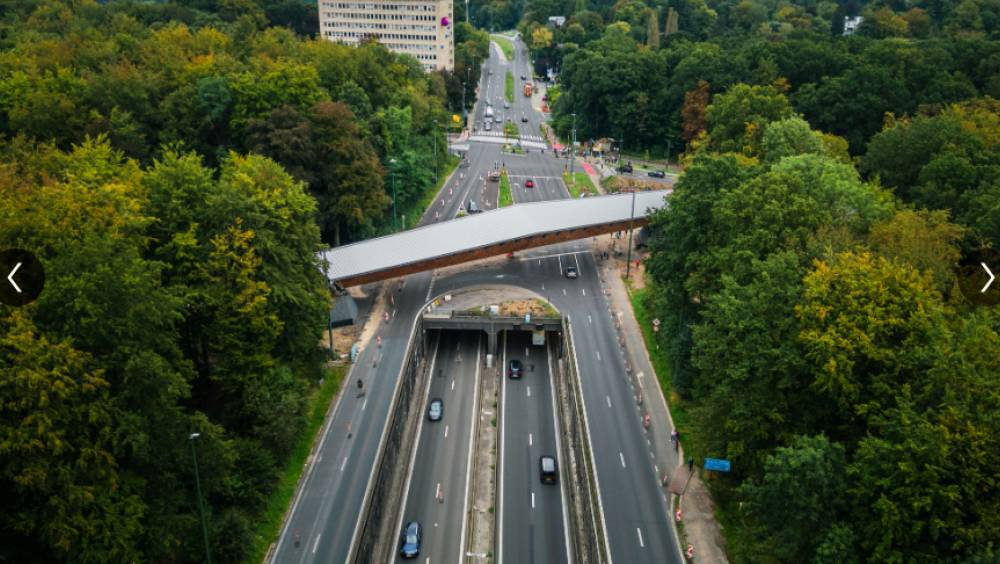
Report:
445,425,449,438
451,379,456,391
637,527,645,548
498,332,508,564
582,288,586,296
606,395,612,408
588,314,592,324
547,344,575,563
620,452,626,468
529,433,533,446
527,386,531,397
525,346,529,357
596,351,601,361
340,456,348,472
312,534,321,553
458,337,483,564
361,398,367,411
563,288,567,295
531,491,536,509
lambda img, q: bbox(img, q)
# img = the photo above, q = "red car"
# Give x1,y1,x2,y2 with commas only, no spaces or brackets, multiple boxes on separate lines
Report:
525,179,535,188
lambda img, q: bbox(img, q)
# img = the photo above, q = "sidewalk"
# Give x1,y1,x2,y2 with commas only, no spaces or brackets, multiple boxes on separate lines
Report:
597,238,728,563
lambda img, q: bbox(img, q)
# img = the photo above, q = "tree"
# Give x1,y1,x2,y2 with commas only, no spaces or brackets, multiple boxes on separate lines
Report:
309,100,389,245
760,116,825,163
0,311,143,563
868,209,966,293
739,435,849,562
797,251,947,430
646,8,660,49
704,83,794,155
681,80,710,144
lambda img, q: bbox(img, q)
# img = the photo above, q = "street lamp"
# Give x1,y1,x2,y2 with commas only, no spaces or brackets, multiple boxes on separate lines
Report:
569,113,577,177
189,433,211,564
389,158,398,230
625,187,637,279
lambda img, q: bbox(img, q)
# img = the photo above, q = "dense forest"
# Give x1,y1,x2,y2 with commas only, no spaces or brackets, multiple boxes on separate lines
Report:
644,92,1000,561
505,0,1000,561
0,1,454,562
514,0,999,155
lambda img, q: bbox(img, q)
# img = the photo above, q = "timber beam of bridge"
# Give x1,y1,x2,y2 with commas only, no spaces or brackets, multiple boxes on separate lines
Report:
321,190,669,288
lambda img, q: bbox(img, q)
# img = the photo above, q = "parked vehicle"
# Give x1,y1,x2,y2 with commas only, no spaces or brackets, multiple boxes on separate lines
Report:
647,170,666,178
523,83,533,97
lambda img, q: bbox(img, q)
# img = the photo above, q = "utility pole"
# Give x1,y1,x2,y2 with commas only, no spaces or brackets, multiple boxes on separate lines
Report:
389,158,398,230
569,112,577,177
465,0,469,23
189,433,211,564
625,188,637,279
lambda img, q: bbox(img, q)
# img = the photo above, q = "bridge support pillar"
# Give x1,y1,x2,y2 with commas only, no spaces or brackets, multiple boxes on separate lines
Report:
488,328,498,357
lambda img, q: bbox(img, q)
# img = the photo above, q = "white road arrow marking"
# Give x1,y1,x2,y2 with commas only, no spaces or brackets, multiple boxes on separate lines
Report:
982,262,995,293
7,262,22,293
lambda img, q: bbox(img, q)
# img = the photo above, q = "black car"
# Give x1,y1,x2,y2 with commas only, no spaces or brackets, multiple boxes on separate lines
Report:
508,358,524,378
427,398,443,421
521,115,528,123
400,521,421,558
540,455,558,484
520,74,527,80
618,162,633,173
647,170,666,178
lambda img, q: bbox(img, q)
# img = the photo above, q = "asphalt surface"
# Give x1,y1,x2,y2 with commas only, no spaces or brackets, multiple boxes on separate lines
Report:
498,330,570,564
393,331,481,563
274,34,679,564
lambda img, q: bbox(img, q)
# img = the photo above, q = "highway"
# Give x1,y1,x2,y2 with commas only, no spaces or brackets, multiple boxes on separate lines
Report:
273,32,680,564
498,330,570,564
393,331,481,563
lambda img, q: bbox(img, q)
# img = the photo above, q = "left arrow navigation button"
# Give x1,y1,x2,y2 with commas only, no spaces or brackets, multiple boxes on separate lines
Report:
0,249,45,307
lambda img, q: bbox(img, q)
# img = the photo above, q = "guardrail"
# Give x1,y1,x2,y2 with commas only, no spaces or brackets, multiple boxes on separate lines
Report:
558,317,610,563
350,321,430,563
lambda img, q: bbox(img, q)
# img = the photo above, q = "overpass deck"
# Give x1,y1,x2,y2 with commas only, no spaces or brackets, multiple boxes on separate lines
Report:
322,190,668,286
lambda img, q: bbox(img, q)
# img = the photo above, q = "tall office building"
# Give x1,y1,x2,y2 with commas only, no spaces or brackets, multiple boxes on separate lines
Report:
319,0,455,72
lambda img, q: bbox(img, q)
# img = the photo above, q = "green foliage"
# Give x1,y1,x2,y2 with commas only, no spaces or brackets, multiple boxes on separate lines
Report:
643,84,999,562
739,435,849,562
505,70,515,102
499,170,513,206
704,83,793,154
861,98,1000,247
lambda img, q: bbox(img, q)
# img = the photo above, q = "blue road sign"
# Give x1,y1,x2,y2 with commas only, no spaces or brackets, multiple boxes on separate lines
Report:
704,458,731,472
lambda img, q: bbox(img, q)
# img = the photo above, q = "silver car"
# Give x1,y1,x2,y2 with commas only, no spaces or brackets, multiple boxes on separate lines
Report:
427,398,443,421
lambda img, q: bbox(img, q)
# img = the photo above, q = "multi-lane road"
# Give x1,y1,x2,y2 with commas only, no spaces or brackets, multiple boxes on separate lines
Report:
273,32,680,564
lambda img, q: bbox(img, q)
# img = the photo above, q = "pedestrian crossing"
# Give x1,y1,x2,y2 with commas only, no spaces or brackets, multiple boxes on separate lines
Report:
472,130,546,143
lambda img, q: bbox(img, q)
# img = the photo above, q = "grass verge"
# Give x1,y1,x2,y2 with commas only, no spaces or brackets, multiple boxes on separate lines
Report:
624,283,692,440
247,364,347,563
491,35,514,60
503,121,518,138
561,170,599,198
499,170,513,207
398,154,459,229
505,71,514,103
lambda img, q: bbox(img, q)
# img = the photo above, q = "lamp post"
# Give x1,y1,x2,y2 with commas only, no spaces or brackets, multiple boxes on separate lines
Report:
625,187,637,279
569,113,577,176
189,433,211,564
389,158,398,231
432,122,439,184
